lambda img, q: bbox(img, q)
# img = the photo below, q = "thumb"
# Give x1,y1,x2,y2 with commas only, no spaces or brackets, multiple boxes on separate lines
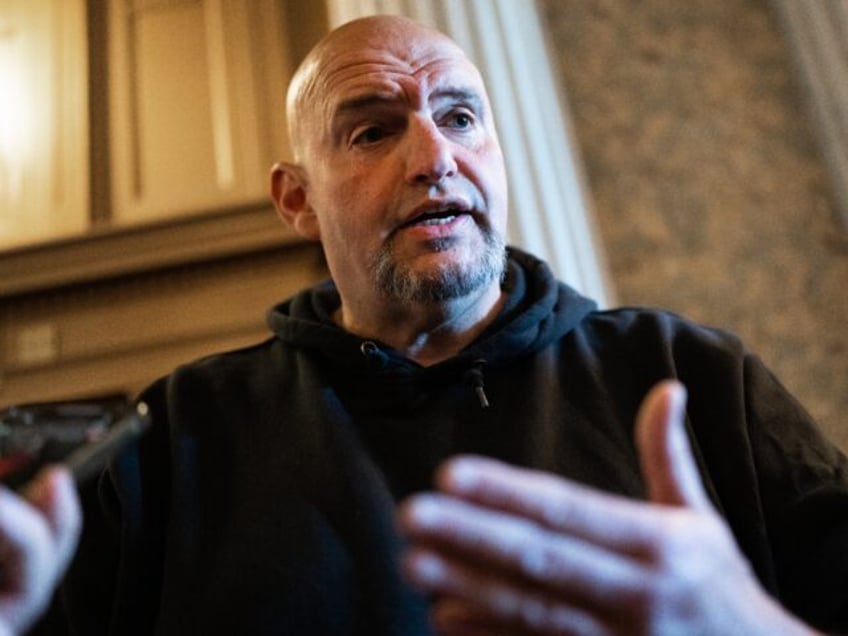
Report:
636,380,711,510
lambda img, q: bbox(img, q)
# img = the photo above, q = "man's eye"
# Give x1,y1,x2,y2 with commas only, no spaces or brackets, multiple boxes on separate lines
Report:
455,113,473,127
352,126,387,145
445,111,474,130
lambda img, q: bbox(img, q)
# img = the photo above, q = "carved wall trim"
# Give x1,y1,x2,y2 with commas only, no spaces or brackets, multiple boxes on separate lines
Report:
0,204,301,298
0,241,327,405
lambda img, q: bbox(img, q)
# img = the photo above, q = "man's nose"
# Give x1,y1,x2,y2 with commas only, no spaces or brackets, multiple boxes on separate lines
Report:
404,118,458,185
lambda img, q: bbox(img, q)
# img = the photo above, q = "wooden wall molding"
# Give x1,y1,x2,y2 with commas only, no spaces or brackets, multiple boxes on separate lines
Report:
0,240,327,405
0,203,300,298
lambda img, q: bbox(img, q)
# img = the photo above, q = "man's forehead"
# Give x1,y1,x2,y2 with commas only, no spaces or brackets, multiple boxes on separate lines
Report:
326,58,485,113
320,16,465,65
287,16,487,155
319,35,479,89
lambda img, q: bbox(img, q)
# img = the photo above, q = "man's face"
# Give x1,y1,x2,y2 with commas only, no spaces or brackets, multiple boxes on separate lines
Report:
295,22,509,308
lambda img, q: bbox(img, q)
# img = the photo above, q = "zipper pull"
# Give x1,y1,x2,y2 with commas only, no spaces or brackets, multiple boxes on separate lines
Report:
464,359,490,408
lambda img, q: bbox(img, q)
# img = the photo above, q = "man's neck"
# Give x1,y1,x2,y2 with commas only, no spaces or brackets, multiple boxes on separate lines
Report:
334,283,505,367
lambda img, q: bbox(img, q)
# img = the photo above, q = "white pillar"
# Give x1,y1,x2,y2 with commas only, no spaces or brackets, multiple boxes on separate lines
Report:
325,0,615,307
771,0,848,230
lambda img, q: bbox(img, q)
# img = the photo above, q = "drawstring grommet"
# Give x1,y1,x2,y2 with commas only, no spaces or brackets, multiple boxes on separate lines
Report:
360,341,379,356
360,340,389,369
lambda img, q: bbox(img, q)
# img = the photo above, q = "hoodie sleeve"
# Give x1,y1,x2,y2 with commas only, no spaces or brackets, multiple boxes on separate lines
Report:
741,354,848,632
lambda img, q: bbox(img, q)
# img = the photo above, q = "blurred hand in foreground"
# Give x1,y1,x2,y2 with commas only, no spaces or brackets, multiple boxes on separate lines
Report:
0,468,80,636
399,381,818,635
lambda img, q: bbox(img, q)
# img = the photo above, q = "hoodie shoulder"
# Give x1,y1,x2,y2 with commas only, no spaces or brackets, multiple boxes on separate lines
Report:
563,305,751,387
581,306,746,351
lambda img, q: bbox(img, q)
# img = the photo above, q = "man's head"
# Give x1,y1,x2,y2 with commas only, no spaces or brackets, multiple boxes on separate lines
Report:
271,15,508,314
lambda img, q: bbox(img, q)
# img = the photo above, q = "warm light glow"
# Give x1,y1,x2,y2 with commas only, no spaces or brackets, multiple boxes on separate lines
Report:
0,2,89,249
0,21,32,203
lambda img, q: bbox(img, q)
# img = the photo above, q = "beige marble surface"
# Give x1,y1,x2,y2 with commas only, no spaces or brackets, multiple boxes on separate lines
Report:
539,0,848,450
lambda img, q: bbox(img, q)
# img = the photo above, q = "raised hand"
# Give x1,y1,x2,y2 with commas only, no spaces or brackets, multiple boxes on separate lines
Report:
398,381,817,635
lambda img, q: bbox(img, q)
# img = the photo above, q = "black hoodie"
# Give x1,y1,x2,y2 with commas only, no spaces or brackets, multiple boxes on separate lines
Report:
49,249,848,635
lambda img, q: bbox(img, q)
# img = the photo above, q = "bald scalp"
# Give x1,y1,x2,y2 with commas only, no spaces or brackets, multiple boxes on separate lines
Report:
285,15,467,163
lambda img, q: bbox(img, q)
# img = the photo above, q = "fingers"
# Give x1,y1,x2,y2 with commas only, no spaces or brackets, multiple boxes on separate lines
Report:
426,455,674,552
23,467,81,574
0,483,54,630
424,379,710,552
635,380,711,511
0,467,81,634
403,549,610,636
399,381,805,636
0,480,53,580
400,494,644,607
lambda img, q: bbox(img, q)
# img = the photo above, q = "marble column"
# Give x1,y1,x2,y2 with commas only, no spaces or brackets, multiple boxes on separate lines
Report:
771,0,848,230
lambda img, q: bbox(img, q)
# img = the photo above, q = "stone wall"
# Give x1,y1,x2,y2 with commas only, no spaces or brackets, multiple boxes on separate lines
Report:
539,0,848,449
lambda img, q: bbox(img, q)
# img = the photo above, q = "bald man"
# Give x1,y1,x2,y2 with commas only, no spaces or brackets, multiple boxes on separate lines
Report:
274,15,508,364
42,15,847,635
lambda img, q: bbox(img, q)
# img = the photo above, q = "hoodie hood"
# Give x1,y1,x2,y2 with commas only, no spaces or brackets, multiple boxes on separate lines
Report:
266,247,597,377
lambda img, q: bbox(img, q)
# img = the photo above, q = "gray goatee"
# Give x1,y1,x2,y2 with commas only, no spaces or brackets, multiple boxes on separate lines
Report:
372,226,507,303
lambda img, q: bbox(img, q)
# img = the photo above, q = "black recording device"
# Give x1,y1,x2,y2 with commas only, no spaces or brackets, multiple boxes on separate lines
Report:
0,398,151,489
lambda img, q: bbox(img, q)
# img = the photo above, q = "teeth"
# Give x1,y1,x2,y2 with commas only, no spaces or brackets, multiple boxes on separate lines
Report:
419,215,456,226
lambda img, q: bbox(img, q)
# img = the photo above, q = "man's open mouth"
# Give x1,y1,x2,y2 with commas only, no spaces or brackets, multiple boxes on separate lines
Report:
401,206,471,229
408,210,462,227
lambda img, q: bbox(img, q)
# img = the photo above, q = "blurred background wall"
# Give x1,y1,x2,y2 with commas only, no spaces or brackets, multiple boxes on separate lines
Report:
540,0,848,449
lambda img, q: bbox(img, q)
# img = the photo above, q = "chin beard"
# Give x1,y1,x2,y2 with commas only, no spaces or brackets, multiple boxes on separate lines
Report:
372,228,507,304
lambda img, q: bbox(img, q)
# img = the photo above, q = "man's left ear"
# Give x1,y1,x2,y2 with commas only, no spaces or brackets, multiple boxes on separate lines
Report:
270,162,321,240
